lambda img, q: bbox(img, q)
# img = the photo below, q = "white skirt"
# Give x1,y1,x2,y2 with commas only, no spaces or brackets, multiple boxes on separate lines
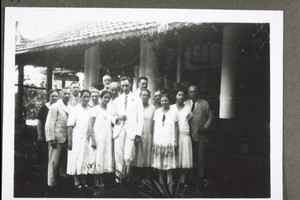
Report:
177,133,193,169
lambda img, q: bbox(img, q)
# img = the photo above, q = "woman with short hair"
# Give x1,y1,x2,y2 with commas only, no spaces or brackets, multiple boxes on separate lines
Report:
152,93,179,188
66,89,91,190
171,88,193,185
89,90,114,186
132,89,155,177
36,89,59,168
89,89,100,107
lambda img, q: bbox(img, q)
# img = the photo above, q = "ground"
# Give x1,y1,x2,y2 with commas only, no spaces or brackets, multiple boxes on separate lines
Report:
13,125,270,198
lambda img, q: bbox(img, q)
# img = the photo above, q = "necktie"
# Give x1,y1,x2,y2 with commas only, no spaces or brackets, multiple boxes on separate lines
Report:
125,94,128,110
192,100,195,112
162,114,166,126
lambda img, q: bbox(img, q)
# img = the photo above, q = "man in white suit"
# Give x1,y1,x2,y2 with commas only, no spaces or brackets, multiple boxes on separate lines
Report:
185,85,213,183
112,76,144,179
45,87,71,187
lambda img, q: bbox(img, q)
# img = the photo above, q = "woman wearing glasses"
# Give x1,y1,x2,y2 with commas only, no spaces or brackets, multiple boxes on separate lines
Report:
152,93,179,189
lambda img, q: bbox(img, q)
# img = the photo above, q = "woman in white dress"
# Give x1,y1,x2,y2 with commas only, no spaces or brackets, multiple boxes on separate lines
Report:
67,89,91,190
171,89,193,185
89,90,114,186
133,89,155,177
152,93,179,188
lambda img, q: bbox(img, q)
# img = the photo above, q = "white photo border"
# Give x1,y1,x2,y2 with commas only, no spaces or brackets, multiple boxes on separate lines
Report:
3,8,283,200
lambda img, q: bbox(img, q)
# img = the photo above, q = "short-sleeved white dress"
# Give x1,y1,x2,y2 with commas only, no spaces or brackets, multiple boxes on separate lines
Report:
67,105,91,175
152,106,179,170
89,105,114,174
171,104,193,169
133,104,155,167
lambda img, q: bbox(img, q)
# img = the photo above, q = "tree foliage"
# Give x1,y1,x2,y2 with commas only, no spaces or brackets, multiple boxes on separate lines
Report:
23,87,47,120
22,66,47,120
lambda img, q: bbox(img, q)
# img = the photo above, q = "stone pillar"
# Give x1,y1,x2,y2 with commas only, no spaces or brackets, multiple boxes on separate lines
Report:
84,45,100,90
176,39,183,83
132,65,139,91
139,38,165,97
219,25,242,119
219,24,257,119
16,56,25,124
46,62,53,91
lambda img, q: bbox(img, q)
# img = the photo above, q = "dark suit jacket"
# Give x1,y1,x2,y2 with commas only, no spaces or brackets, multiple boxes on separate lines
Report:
185,98,213,142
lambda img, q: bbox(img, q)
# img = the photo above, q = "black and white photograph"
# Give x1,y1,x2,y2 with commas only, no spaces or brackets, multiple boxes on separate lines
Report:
3,8,283,199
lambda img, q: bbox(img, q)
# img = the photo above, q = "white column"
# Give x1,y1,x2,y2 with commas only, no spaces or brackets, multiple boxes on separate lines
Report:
219,24,242,119
139,38,165,97
84,45,100,90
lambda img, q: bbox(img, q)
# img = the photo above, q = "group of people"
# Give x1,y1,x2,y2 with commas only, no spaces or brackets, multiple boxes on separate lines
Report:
36,74,213,191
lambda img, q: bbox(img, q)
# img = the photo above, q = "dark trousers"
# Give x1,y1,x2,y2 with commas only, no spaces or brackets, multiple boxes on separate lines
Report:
36,141,48,167
192,139,207,178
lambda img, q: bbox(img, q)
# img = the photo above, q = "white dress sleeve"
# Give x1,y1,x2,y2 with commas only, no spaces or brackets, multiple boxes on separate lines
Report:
90,106,97,118
67,106,77,127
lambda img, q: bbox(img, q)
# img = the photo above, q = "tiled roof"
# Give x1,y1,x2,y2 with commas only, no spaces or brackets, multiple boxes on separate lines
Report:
16,22,198,54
